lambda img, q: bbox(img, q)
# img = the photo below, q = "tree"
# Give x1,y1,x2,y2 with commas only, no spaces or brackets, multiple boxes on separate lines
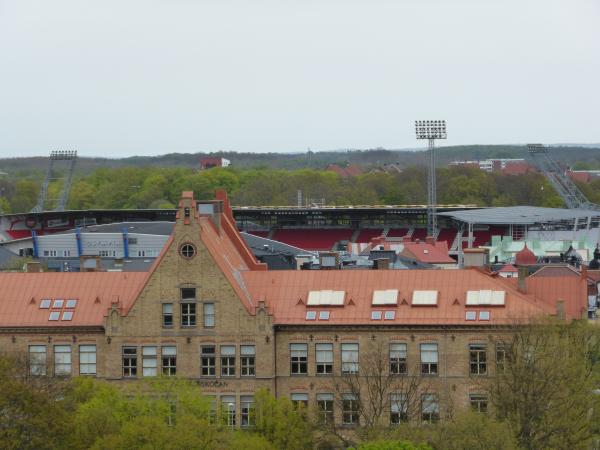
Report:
489,320,600,450
329,340,429,446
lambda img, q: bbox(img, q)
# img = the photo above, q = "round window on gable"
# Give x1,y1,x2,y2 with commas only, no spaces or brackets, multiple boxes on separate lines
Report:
180,243,196,259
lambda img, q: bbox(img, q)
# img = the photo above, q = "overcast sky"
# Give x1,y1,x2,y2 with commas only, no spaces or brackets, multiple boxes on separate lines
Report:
0,0,598,158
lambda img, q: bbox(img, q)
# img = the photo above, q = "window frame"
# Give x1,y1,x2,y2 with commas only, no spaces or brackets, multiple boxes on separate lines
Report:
79,344,97,376
469,393,488,413
54,345,72,376
220,345,236,377
142,346,158,377
122,346,137,377
390,393,408,424
201,345,216,377
203,302,215,328
180,302,197,327
317,393,334,425
341,343,359,375
469,343,487,376
162,303,174,328
420,343,438,375
342,393,360,425
421,394,440,423
240,345,256,377
240,395,254,428
290,343,308,375
161,346,177,376
389,343,407,375
29,345,47,376
316,343,333,375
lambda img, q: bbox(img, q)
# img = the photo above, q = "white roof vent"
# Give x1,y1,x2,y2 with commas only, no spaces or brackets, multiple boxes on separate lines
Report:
412,290,438,306
466,290,505,306
307,290,345,306
372,289,398,305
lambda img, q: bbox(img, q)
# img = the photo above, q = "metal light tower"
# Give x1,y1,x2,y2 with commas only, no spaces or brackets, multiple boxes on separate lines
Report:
415,120,447,237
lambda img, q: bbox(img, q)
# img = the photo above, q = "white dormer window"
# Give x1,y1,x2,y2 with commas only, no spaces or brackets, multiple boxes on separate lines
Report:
307,290,345,306
372,289,398,306
412,290,438,306
466,290,505,306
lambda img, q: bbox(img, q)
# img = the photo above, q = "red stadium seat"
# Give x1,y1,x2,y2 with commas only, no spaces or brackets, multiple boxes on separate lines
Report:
354,229,384,243
272,229,353,251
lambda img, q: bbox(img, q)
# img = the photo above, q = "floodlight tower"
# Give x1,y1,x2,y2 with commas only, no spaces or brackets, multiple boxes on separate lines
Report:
415,120,447,237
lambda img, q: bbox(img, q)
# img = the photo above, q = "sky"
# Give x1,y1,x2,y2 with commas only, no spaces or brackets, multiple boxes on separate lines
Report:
0,0,598,158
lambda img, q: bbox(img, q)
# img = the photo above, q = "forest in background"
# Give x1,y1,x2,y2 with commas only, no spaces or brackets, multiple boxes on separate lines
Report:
2,145,600,213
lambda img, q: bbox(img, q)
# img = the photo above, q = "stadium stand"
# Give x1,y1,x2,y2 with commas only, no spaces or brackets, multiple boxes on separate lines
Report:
354,229,384,243
272,228,353,251
436,228,457,247
247,230,270,238
411,228,428,241
387,228,409,238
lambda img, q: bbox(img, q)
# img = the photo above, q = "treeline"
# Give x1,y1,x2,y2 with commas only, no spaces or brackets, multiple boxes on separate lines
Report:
0,165,565,213
1,320,598,449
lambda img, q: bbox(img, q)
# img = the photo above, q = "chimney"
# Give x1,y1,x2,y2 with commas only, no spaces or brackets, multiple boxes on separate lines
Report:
425,236,435,245
373,258,389,270
581,264,588,281
556,299,565,320
517,265,528,293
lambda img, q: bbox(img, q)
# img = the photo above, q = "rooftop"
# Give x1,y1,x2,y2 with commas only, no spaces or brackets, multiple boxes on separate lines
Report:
438,206,600,225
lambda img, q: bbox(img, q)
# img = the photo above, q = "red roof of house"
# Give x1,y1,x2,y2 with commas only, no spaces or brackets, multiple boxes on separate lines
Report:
567,171,591,183
326,164,363,178
401,240,455,264
501,161,534,176
515,244,537,265
498,263,518,273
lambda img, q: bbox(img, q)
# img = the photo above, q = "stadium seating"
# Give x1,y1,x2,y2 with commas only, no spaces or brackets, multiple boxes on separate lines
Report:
387,228,409,238
247,231,270,238
436,228,457,247
6,230,34,239
354,229,384,243
411,228,428,241
272,229,353,251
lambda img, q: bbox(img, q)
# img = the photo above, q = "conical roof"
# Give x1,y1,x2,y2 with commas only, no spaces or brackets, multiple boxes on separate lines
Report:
515,243,537,265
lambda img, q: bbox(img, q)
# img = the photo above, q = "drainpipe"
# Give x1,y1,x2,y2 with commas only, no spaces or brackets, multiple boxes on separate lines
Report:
75,227,83,257
122,228,129,259
31,230,39,257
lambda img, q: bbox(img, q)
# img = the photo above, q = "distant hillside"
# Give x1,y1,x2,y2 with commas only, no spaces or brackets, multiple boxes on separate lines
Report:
1,144,600,176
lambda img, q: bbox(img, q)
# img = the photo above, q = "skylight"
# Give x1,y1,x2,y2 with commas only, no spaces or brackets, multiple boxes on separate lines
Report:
305,311,317,320
40,299,51,309
466,290,505,306
372,289,398,305
384,311,396,320
49,311,60,321
66,299,77,308
479,311,490,321
412,290,438,306
62,311,73,321
319,311,330,320
307,290,345,306
465,311,476,321
371,311,382,320
53,299,64,308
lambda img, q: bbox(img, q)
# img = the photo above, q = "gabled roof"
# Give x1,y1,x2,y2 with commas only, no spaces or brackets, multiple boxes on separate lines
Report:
498,263,518,273
401,240,455,264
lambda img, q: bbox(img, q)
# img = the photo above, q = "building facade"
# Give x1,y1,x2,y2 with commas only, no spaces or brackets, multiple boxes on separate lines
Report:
0,191,588,427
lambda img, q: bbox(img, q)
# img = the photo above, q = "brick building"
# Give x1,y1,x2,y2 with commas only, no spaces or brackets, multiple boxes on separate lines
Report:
0,191,588,427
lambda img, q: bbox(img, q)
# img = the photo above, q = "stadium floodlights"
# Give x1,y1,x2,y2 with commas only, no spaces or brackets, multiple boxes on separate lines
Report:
526,143,547,154
415,120,447,140
50,150,78,160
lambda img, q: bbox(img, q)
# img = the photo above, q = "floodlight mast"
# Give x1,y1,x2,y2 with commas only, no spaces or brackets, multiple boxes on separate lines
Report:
415,120,447,237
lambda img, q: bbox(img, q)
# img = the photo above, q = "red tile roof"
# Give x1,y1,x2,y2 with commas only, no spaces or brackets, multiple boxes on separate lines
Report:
0,272,148,328
400,240,455,264
242,268,575,325
515,243,537,265
498,263,518,273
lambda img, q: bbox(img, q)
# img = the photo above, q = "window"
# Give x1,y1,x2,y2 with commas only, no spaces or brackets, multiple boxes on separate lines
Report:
479,311,490,321
390,343,407,375
221,345,236,376
40,299,51,309
207,396,217,424
290,343,308,375
341,343,359,374
305,311,317,320
54,345,71,376
317,393,334,424
63,250,71,257
142,346,157,377
291,393,309,410
496,343,507,372
53,299,64,308
316,343,333,375
62,311,73,321
49,311,60,321
128,237,138,245
201,346,216,376
342,393,359,425
470,394,488,413
384,311,396,320
66,299,77,308
162,303,173,327
371,311,382,320
181,303,196,327
469,344,487,375
319,311,330,320
181,288,196,300
203,303,215,327
421,394,439,423
162,346,177,376
180,243,196,259
79,345,96,375
420,343,438,375
241,345,256,376
390,393,408,424
465,311,476,321
123,347,137,377
29,345,47,376
221,395,236,427
240,395,254,427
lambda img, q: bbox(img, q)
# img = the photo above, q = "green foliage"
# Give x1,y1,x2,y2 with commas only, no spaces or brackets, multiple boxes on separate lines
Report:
352,440,432,450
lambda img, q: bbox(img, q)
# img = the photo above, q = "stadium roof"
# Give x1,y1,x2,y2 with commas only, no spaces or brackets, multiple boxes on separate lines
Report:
437,206,600,225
